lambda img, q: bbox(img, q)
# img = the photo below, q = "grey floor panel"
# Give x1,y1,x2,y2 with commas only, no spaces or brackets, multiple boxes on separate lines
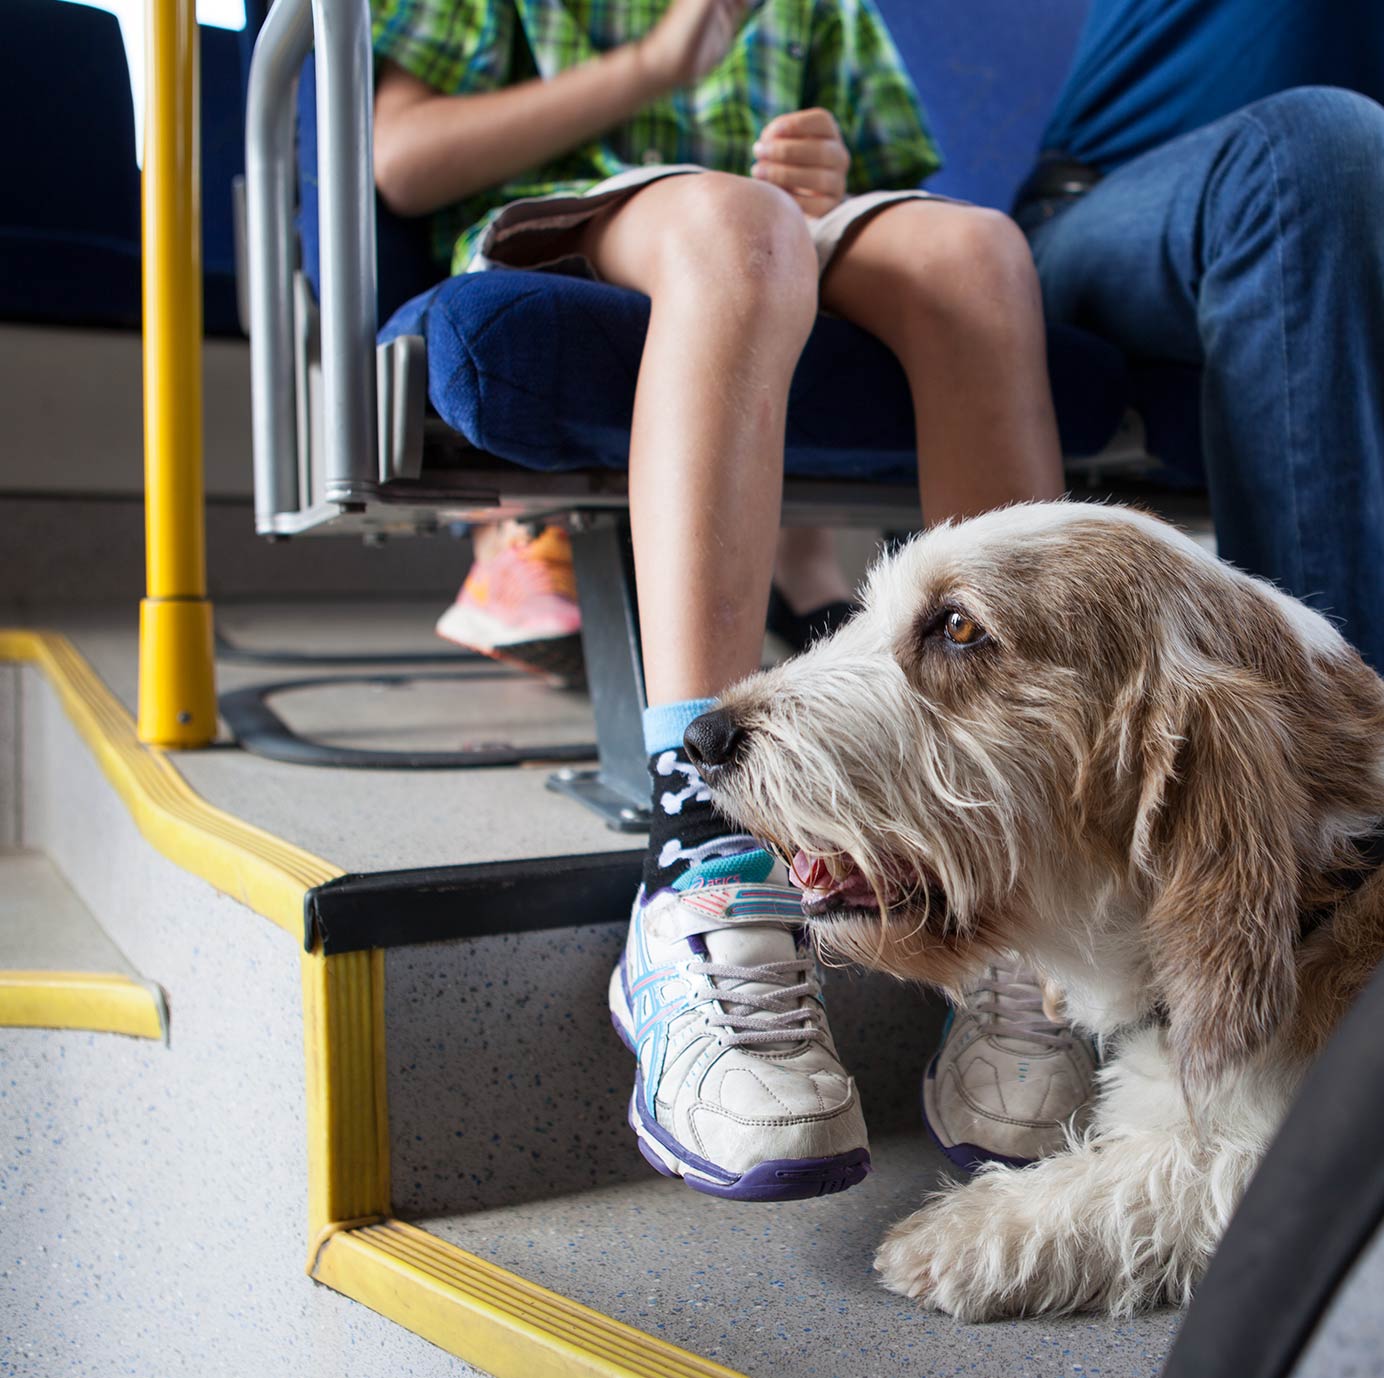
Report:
264,672,591,753
215,598,471,661
1295,1215,1384,1378
424,1133,1180,1378
0,851,138,974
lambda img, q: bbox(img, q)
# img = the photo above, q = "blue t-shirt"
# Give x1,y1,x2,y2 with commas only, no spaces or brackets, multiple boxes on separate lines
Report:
1041,0,1384,171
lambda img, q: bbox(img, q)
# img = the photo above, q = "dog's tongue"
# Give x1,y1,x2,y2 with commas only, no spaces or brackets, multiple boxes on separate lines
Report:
790,850,879,908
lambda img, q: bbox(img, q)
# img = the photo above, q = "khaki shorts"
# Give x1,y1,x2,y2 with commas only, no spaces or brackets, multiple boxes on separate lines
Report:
470,164,944,278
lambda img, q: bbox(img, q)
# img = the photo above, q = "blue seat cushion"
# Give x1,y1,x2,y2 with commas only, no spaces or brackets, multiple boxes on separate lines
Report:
381,269,1129,480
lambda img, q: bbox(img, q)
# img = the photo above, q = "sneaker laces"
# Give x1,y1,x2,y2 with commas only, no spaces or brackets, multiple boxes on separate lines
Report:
966,963,1074,1050
687,957,827,1048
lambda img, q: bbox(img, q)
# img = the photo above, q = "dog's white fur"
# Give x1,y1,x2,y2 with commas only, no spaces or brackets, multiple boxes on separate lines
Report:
706,501,1384,1319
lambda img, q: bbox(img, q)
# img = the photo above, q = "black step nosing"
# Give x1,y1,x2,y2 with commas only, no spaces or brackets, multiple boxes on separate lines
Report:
304,850,645,952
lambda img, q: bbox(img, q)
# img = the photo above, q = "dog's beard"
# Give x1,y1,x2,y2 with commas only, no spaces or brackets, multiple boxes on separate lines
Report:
710,722,1031,933
708,744,1029,991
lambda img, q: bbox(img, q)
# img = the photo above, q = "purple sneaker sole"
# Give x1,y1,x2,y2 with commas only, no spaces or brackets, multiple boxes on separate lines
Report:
679,1147,872,1202
626,1091,871,1201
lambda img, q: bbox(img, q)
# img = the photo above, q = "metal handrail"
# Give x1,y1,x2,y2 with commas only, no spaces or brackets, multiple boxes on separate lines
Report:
311,0,379,502
245,0,312,530
246,0,379,530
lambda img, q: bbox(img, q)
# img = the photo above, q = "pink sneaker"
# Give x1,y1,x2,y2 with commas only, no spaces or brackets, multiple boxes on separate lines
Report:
436,525,584,686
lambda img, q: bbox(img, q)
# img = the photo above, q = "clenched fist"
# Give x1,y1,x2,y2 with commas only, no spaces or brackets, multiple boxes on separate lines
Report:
752,108,850,217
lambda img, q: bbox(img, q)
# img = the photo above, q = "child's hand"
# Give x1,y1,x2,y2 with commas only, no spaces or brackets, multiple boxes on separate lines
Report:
752,109,850,217
641,0,755,90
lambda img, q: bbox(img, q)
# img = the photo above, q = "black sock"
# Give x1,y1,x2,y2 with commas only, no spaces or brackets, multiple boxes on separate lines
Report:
640,746,764,895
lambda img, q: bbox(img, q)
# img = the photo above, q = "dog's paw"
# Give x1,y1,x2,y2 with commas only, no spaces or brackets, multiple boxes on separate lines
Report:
874,1178,1042,1321
876,1162,1189,1319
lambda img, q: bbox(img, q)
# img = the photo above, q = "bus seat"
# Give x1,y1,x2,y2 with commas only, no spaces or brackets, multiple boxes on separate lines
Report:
369,271,1127,480
293,3,1134,484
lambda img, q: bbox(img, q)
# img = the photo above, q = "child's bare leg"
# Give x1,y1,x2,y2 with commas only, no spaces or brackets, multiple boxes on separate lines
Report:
820,202,1080,1186
820,202,1064,519
594,180,873,1205
579,173,819,704
773,527,853,613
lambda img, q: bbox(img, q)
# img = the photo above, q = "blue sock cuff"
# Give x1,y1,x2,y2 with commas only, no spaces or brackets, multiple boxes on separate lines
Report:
642,697,718,755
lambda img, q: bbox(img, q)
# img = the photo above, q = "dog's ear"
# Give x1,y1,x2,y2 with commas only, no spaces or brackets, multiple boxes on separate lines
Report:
1132,661,1306,1091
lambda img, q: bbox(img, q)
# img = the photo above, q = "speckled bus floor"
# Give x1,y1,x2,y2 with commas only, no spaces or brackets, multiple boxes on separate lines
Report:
423,1131,1179,1378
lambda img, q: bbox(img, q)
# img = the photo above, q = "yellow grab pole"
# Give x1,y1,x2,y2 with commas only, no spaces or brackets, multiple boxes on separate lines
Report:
138,0,217,746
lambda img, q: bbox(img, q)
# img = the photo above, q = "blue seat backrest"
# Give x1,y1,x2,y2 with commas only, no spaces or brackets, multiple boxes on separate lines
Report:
0,0,254,334
876,0,1089,209
299,0,1090,319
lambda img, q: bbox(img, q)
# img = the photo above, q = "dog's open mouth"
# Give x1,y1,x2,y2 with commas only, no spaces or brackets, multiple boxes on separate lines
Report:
789,849,939,919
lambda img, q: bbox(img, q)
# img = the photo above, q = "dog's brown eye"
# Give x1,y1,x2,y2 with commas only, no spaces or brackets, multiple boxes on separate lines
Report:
944,612,985,646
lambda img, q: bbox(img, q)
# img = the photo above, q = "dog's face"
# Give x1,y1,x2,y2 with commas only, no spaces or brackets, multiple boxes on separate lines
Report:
698,502,1384,1089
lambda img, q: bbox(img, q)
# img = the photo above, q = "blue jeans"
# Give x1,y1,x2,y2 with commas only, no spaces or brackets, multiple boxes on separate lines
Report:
1022,87,1384,672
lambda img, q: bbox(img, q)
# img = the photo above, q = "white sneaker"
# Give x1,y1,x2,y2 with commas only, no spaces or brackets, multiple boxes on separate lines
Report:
609,880,871,1201
923,961,1097,1171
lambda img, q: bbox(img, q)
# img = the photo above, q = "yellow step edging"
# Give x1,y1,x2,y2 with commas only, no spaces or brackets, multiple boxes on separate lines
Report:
316,1220,747,1378
0,970,168,1041
303,946,392,1241
0,629,340,936
3,626,751,1378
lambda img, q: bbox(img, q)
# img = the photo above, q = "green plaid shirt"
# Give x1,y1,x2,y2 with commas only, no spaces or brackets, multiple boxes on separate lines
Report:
372,0,942,273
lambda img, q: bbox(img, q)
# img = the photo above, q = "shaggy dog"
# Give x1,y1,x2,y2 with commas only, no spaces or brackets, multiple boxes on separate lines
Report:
689,501,1384,1320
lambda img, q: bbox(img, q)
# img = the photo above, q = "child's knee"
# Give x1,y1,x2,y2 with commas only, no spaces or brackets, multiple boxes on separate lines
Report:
912,205,1038,310
652,173,818,317
838,202,1041,345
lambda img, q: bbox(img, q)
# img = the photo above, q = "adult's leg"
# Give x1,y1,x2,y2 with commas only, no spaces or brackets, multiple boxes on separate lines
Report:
820,201,1064,519
578,173,819,705
1026,87,1384,671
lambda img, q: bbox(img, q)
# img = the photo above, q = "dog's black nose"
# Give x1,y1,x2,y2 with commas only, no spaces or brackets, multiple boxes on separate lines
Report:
684,709,745,770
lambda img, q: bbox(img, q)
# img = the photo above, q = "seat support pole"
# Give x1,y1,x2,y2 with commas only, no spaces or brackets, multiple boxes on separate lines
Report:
138,0,216,747
549,514,651,831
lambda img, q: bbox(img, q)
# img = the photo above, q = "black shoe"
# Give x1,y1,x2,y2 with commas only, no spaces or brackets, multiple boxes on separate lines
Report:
766,586,856,654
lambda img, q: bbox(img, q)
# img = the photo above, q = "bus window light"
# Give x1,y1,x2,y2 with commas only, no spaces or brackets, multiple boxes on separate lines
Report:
54,0,248,169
